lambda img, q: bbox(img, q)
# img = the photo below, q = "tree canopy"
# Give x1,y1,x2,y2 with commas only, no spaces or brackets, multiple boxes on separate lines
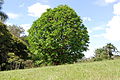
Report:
28,5,89,65
0,0,8,22
95,43,119,60
0,22,12,64
0,22,29,70
7,25,25,38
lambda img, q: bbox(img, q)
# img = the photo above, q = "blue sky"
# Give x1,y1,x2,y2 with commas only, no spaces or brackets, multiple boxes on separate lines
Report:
2,0,120,57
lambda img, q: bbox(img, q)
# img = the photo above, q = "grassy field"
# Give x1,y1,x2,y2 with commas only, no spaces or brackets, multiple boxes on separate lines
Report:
0,59,120,80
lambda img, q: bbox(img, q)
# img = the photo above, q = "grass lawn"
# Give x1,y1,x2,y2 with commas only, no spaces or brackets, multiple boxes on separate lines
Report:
0,59,120,80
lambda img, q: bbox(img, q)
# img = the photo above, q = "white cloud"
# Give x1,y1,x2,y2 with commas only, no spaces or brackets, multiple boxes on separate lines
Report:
82,17,92,22
104,16,120,41
88,25,105,34
104,1,120,41
93,34,104,38
105,0,117,3
20,24,31,35
95,0,119,6
88,26,106,38
28,3,50,17
7,13,19,19
95,0,107,6
113,2,120,15
92,26,105,31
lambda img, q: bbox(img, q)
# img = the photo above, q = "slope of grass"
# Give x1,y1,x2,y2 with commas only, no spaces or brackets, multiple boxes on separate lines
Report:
0,59,120,80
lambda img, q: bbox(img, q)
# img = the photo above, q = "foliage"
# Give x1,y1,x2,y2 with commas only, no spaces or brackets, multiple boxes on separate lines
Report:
0,22,29,70
95,48,109,60
11,35,28,59
7,25,29,48
0,53,33,70
0,53,25,70
20,35,29,45
0,22,12,64
0,0,8,22
94,43,119,60
28,5,89,65
7,25,25,38
104,43,119,58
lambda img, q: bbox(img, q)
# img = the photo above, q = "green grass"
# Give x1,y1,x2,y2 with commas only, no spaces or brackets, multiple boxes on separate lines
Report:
0,59,120,80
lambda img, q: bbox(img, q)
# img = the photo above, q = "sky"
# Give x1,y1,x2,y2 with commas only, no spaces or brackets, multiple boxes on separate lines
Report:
2,0,120,58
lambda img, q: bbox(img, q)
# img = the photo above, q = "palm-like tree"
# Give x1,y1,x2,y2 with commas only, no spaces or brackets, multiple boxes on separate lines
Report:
0,0,8,22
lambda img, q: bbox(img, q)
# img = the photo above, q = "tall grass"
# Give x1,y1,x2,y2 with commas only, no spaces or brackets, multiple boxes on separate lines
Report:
0,59,120,80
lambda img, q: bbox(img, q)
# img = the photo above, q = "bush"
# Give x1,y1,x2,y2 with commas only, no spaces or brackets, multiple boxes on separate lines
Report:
0,22,29,71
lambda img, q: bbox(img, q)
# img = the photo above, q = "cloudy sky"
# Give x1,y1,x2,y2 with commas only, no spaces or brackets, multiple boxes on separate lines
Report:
3,0,120,57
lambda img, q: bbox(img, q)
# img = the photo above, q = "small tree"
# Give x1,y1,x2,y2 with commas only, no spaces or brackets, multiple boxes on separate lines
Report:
104,43,119,58
95,43,119,60
28,5,89,65
95,48,108,60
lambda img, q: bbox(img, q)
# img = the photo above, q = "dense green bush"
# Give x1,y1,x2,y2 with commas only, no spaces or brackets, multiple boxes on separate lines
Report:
0,22,12,65
0,53,25,70
0,22,30,71
28,5,89,66
11,35,28,59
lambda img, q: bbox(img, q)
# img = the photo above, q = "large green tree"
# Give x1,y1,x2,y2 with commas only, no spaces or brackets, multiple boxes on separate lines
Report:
0,0,8,22
28,5,89,65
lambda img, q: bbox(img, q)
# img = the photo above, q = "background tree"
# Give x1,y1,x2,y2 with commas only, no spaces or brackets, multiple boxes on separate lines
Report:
95,43,119,60
28,5,89,66
95,48,108,60
0,22,29,70
0,22,12,65
7,25,25,38
7,25,29,45
0,0,8,22
104,43,119,58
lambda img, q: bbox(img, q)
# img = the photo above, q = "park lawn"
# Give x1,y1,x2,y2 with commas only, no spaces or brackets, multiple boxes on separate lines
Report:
0,59,120,80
